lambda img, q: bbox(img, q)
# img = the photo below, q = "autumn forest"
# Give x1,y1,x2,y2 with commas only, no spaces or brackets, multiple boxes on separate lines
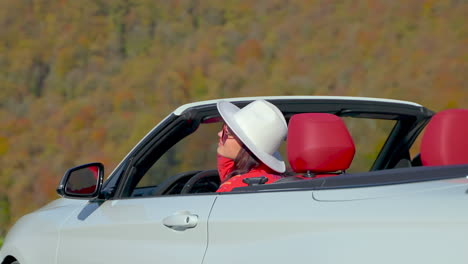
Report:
0,0,467,236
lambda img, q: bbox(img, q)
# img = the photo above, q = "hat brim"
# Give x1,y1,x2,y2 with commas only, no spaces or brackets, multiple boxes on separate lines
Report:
217,100,286,173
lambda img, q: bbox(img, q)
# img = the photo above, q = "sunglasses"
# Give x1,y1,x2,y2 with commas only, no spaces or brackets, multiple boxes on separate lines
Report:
220,124,234,145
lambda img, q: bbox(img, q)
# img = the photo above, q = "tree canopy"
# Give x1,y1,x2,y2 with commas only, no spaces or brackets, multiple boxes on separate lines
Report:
0,0,466,235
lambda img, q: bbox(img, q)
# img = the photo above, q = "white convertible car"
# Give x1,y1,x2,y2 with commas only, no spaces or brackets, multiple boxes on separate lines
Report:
1,96,467,264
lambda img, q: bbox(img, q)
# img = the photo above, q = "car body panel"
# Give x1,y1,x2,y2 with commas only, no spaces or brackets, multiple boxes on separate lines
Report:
308,182,468,264
56,195,216,264
204,179,468,264
313,177,468,201
0,200,84,264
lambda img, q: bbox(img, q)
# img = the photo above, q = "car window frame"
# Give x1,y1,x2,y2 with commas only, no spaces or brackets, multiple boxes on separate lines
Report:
109,98,433,200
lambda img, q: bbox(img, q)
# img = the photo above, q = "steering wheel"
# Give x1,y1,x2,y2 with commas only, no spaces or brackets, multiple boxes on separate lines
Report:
152,170,201,196
180,169,220,194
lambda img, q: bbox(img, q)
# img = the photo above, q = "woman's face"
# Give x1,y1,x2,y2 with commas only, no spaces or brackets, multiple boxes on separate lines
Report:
217,124,242,160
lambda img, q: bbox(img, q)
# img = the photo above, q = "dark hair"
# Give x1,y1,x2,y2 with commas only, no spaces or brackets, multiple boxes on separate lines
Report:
226,145,260,179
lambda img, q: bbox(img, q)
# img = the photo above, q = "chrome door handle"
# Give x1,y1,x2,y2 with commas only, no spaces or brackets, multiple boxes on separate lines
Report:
163,211,198,231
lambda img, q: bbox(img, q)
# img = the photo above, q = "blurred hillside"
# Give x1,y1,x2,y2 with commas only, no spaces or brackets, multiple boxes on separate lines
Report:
0,0,467,235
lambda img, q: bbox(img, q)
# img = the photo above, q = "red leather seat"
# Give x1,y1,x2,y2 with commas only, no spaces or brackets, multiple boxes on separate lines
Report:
287,113,356,178
420,109,468,166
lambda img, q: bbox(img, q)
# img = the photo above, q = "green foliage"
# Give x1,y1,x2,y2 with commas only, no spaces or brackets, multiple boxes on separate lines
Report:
0,0,466,235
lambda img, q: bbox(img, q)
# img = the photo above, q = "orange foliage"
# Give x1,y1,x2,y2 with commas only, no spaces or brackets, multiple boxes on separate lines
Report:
0,0,466,236
235,39,263,66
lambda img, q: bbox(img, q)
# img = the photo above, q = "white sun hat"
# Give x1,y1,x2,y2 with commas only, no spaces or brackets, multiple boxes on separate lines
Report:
217,99,287,173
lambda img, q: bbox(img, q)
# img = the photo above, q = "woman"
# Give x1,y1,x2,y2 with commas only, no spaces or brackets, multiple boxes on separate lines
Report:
216,99,288,192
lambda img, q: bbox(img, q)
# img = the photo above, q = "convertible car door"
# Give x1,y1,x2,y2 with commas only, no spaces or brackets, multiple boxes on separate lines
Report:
203,190,320,264
57,195,216,264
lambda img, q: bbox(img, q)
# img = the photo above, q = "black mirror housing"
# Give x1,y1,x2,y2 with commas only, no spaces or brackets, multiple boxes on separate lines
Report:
57,162,104,199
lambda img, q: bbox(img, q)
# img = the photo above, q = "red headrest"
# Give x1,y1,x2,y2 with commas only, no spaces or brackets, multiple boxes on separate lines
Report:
421,109,468,166
287,113,355,173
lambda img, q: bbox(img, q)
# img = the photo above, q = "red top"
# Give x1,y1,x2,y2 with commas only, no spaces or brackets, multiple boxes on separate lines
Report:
216,167,281,192
216,155,281,192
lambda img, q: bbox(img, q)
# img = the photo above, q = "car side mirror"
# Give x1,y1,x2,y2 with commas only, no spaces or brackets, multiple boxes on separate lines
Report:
57,163,104,199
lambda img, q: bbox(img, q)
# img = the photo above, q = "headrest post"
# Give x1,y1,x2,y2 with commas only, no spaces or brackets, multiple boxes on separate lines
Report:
304,171,315,178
